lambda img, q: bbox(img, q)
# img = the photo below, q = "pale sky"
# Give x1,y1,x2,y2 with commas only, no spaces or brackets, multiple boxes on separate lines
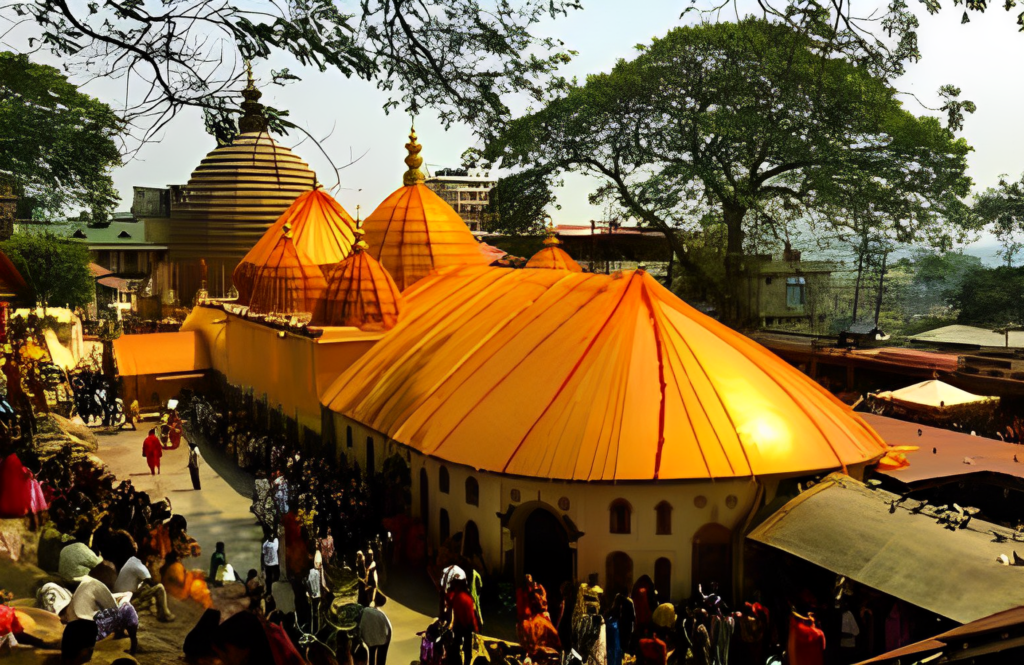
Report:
65,1,1024,261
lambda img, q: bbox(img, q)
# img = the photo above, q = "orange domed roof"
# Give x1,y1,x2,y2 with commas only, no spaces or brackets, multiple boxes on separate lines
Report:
312,226,403,331
362,129,490,291
247,224,327,316
526,226,581,272
323,266,887,481
234,187,357,304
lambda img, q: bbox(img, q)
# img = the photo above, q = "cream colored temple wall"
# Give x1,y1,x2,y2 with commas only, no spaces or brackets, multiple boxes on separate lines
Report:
182,306,379,433
332,412,760,601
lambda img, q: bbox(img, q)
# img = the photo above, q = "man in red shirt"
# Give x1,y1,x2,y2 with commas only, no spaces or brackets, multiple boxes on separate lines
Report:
142,428,163,475
447,579,479,665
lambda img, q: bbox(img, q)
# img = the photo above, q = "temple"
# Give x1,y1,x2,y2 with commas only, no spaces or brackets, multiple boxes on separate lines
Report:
174,128,887,602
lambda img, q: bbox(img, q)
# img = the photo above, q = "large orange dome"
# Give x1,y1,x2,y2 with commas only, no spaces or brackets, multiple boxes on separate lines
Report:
247,225,327,316
323,266,887,481
362,129,490,291
312,229,403,331
234,187,357,304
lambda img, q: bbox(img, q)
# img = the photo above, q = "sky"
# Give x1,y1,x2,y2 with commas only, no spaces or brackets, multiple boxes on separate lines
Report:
40,0,1024,263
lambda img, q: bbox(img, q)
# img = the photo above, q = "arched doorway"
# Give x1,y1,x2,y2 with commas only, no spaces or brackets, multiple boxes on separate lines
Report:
523,507,573,611
605,551,634,598
692,523,732,599
419,468,429,529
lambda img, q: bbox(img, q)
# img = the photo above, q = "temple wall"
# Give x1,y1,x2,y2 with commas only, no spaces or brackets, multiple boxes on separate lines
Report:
181,306,377,433
331,412,761,602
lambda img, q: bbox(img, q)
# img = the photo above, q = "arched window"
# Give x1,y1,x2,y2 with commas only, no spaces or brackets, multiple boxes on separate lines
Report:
654,557,672,600
440,509,450,542
464,521,482,557
439,466,450,494
465,477,479,506
655,501,673,535
609,499,632,534
346,425,353,449
605,551,634,598
366,436,375,472
419,468,429,529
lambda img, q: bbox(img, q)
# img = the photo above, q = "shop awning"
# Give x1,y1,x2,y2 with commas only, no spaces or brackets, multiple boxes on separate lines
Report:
748,474,1024,624
112,331,211,377
870,379,997,410
857,606,1024,664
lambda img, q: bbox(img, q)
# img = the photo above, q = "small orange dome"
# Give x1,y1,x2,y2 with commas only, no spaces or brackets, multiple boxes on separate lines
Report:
312,225,404,331
526,225,582,272
235,187,357,304
248,224,327,316
362,129,490,292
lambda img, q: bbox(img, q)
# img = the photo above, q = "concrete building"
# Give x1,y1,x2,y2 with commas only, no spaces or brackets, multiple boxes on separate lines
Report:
424,168,496,232
738,255,836,331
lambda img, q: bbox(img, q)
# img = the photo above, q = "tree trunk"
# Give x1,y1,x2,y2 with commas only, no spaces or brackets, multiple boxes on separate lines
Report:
722,203,748,325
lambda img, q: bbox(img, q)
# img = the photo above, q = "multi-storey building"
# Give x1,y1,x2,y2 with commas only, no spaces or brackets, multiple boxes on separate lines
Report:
424,168,496,232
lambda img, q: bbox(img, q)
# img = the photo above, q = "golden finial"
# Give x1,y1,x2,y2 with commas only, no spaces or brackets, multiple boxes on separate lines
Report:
282,222,293,240
403,126,426,186
238,59,267,134
542,221,561,246
352,209,368,253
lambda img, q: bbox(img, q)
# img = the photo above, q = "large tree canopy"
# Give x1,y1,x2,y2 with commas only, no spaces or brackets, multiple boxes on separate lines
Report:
0,52,121,220
8,0,578,147
0,231,94,309
486,18,973,320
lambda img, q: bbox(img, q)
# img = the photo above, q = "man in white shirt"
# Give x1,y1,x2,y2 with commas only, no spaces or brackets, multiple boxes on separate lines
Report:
114,556,174,622
262,535,280,587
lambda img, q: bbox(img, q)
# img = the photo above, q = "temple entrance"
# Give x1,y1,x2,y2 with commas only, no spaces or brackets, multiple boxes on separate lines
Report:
692,523,732,599
419,468,429,529
522,506,573,611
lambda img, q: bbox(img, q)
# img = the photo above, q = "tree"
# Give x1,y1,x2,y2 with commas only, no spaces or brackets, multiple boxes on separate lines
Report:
974,173,1024,267
7,0,578,149
485,167,560,235
949,266,1024,328
0,231,95,310
486,19,974,322
0,52,121,220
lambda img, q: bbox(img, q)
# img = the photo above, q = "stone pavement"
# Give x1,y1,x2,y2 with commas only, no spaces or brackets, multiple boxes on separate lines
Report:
93,425,435,665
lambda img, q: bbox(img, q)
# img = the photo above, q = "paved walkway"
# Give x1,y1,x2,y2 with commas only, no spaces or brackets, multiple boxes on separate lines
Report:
93,426,435,665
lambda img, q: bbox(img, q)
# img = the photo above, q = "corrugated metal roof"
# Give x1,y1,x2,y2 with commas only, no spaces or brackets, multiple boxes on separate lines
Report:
909,324,1024,349
749,473,1024,623
865,413,1024,486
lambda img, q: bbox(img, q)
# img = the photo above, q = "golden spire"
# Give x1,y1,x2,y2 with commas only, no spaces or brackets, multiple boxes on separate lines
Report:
543,221,561,246
352,207,368,253
403,127,426,186
282,222,293,240
238,59,268,134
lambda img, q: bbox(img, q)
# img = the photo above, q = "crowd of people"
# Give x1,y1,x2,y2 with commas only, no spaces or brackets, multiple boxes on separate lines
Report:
179,392,401,664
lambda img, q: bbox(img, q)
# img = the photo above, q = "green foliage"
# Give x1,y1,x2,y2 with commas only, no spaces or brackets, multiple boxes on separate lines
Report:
486,19,974,320
0,231,94,309
486,167,560,235
0,52,121,220
949,266,1024,327
11,0,579,146
974,173,1024,266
